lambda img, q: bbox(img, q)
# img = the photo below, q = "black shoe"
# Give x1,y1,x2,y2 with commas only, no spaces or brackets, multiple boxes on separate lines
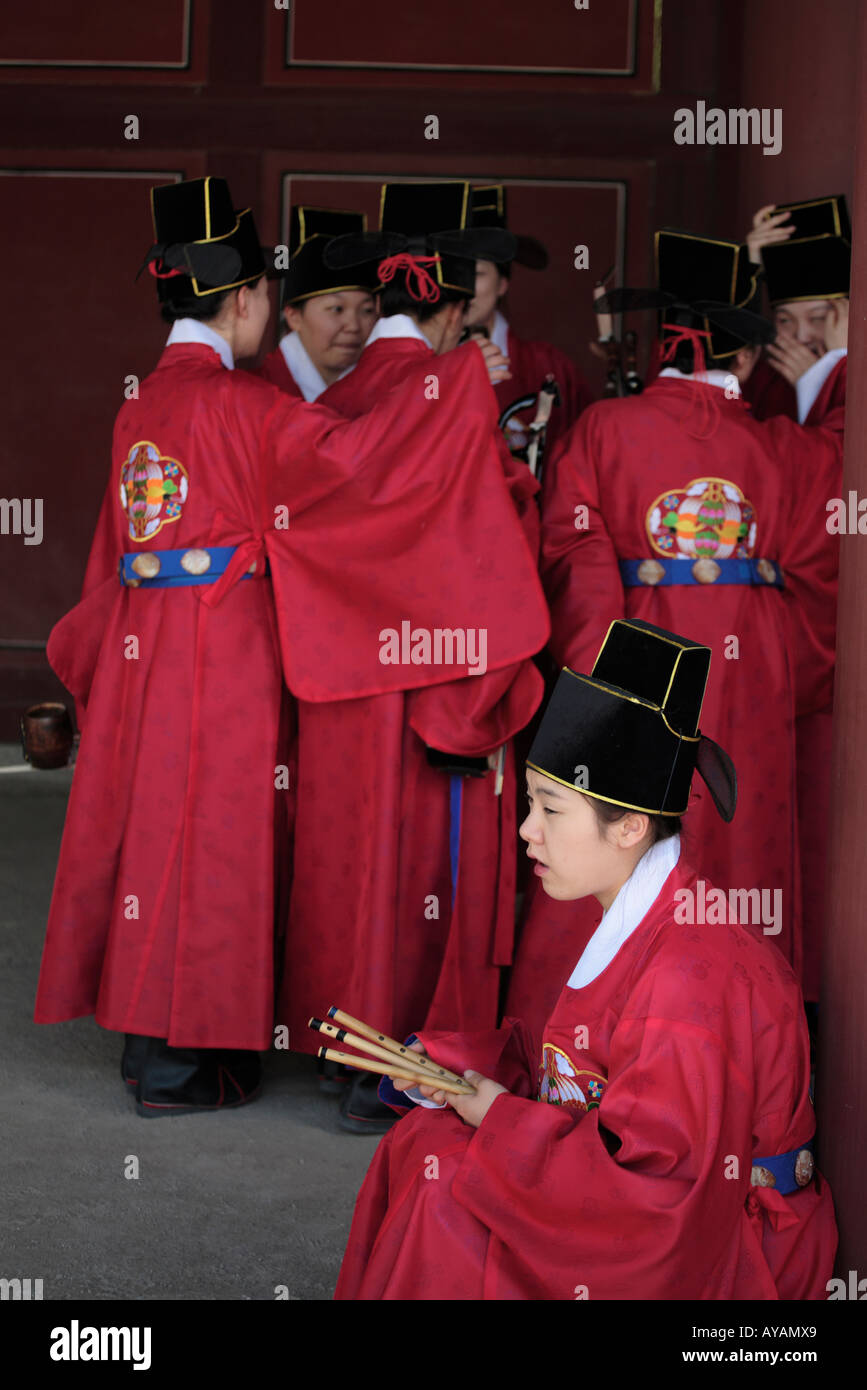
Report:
317,1057,351,1096
121,1033,153,1088
337,1071,399,1135
135,1038,263,1117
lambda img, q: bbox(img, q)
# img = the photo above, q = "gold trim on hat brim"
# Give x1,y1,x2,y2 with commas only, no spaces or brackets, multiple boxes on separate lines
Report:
284,283,381,306
769,290,849,307
525,761,687,817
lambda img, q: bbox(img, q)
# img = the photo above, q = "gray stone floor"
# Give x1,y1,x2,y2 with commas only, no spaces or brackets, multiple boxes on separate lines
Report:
0,746,378,1301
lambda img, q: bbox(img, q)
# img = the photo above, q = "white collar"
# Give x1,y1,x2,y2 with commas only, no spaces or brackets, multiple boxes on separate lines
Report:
659,366,740,395
166,318,234,371
491,310,510,356
364,313,434,350
279,331,332,402
567,834,681,989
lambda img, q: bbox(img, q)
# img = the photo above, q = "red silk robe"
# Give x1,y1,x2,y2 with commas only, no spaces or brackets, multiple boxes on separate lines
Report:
336,856,836,1300
253,346,303,398
276,336,547,1054
525,377,841,993
35,340,549,1050
742,354,845,1000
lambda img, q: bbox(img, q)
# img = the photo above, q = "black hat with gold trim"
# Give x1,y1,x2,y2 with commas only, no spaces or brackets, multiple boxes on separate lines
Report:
761,195,851,306
323,181,517,301
527,619,737,821
596,230,772,360
280,206,382,307
140,176,276,304
470,184,548,271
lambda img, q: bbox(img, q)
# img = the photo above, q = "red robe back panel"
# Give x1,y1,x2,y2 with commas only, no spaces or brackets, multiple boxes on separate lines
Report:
533,377,842,988
335,857,837,1300
278,336,546,1053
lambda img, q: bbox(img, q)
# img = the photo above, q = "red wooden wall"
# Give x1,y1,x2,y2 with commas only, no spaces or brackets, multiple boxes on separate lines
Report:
0,0,858,735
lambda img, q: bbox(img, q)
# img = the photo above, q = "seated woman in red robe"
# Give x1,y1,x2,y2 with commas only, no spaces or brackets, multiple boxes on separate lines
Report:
335,619,837,1300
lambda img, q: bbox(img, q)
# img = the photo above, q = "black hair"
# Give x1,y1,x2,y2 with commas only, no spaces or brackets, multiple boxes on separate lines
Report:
668,340,738,375
379,282,469,324
159,277,262,326
590,797,682,845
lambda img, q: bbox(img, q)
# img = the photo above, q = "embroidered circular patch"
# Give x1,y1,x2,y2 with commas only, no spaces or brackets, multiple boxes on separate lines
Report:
538,1044,607,1111
119,441,189,542
646,476,756,560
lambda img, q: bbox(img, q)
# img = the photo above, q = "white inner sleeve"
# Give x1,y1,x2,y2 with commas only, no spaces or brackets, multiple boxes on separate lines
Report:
796,348,846,423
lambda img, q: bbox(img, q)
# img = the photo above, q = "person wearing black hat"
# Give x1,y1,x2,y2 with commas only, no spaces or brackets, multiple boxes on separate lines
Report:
463,185,594,460
321,181,514,411
333,619,836,1301
506,229,843,1031
743,195,849,430
740,197,849,1009
255,207,380,401
34,176,550,1117
275,182,547,1135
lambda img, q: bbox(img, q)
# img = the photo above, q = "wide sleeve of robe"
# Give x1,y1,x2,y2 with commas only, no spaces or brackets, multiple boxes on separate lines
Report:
448,957,832,1301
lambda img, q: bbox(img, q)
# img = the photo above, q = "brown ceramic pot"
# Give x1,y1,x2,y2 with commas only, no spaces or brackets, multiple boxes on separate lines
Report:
20,702,74,770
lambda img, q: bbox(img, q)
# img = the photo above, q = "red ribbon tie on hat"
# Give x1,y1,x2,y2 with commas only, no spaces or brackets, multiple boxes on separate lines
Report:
148,258,186,281
377,253,442,303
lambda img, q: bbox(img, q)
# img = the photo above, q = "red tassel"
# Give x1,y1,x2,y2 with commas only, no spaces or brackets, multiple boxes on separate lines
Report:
148,258,186,281
377,253,442,303
660,323,721,439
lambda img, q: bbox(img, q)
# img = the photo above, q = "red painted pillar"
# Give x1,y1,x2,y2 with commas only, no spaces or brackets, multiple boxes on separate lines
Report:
817,2,867,1278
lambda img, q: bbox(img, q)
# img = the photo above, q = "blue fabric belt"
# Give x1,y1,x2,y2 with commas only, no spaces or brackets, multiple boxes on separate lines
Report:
449,775,463,911
751,1140,815,1195
619,556,784,588
120,545,268,589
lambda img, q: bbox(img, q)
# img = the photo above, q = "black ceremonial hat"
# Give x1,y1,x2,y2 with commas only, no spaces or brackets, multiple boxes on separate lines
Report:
141,176,276,302
527,619,737,821
280,206,382,306
761,195,851,305
654,229,764,358
470,185,549,270
323,181,517,298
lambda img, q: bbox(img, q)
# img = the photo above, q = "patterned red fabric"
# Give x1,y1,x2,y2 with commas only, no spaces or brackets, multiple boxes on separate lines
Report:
252,345,304,398
336,857,836,1300
277,336,546,1055
741,352,798,422
34,340,548,1048
744,353,845,1000
531,377,842,990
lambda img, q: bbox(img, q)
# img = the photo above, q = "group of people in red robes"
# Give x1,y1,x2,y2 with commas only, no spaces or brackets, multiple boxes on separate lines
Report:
35,173,846,1298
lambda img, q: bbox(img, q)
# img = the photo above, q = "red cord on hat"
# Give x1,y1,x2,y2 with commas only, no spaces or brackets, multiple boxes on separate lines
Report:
377,253,442,303
661,323,721,439
148,259,186,280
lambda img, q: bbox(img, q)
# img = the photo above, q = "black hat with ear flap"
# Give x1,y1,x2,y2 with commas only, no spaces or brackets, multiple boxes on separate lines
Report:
527,618,737,822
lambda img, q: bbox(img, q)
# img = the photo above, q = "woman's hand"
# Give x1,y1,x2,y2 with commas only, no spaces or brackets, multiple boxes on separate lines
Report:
824,299,849,352
415,1069,508,1128
745,204,794,265
475,335,512,385
391,1039,429,1093
765,331,818,385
